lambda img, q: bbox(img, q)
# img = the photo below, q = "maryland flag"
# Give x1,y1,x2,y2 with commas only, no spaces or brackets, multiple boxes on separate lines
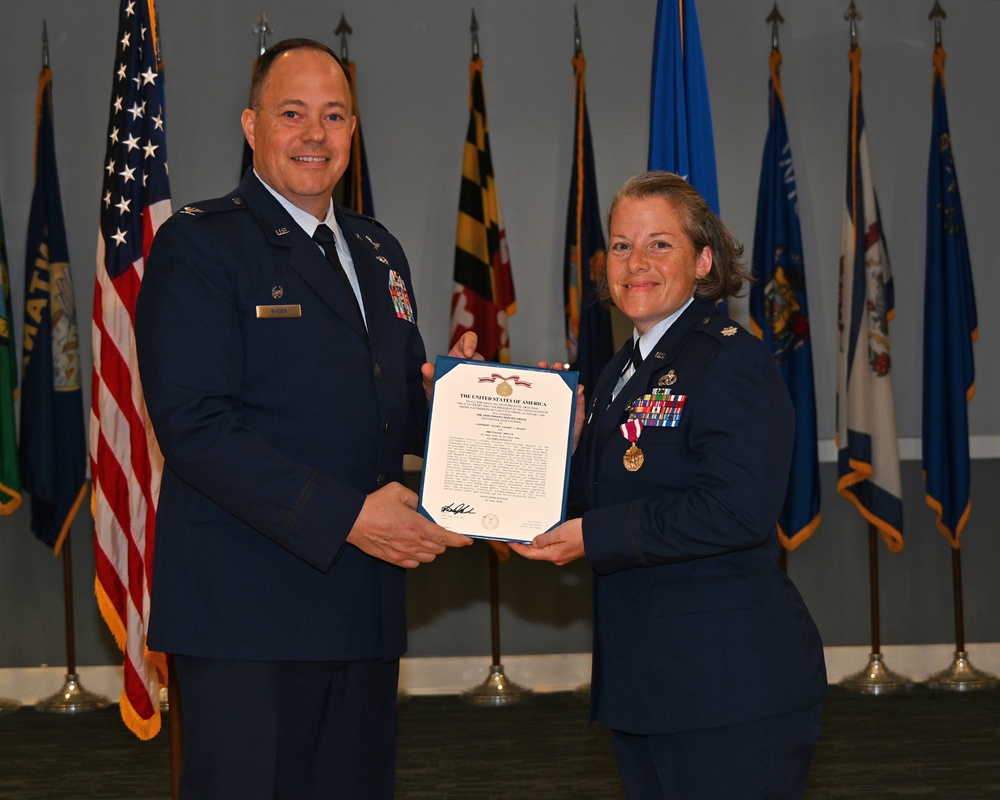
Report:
749,47,820,551
836,45,903,552
92,0,171,738
647,0,719,216
0,196,21,515
341,58,375,218
565,45,613,398
20,63,88,551
922,44,977,548
450,55,515,363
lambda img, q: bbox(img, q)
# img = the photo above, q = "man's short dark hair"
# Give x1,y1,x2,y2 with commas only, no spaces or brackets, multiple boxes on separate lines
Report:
248,38,351,111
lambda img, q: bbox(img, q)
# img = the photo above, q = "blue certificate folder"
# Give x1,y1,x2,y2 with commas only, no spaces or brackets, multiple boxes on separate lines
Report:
417,356,579,543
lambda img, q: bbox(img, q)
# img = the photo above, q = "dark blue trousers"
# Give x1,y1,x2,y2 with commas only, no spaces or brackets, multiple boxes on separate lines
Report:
173,654,399,799
612,702,823,800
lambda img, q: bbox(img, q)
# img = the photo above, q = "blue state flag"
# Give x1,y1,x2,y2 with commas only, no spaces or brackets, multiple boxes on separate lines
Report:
647,0,719,216
20,65,88,552
836,46,903,552
749,49,820,551
565,48,613,399
922,45,977,548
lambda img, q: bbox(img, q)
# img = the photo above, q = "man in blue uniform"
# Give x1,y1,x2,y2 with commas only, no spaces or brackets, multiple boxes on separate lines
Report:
135,38,474,799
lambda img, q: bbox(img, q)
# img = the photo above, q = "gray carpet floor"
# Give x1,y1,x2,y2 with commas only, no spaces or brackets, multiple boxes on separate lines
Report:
0,686,998,798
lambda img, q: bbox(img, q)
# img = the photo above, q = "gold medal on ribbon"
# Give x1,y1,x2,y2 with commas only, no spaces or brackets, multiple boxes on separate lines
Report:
623,443,644,472
620,416,644,472
497,380,513,397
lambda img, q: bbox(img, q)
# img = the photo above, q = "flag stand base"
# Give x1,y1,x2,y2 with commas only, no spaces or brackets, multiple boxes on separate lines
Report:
0,696,21,715
838,652,913,695
460,664,533,706
34,673,111,713
925,651,999,692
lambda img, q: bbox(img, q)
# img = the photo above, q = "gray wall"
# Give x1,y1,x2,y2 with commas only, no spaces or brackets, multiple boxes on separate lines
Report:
1,0,998,668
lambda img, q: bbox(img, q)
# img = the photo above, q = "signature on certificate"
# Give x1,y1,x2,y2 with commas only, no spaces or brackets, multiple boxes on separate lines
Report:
441,502,476,515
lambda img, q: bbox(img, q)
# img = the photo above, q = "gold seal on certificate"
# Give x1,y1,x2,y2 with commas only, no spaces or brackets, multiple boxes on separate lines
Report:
418,358,578,543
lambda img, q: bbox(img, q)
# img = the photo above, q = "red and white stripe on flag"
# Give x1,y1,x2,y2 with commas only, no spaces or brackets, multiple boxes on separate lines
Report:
91,0,172,740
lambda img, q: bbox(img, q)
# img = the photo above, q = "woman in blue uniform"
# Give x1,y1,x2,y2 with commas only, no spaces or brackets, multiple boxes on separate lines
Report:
512,172,826,800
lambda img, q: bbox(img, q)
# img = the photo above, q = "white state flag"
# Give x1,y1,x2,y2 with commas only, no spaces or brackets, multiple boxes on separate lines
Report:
836,48,903,552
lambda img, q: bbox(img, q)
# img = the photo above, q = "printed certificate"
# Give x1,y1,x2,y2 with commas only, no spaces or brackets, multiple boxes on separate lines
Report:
418,357,578,543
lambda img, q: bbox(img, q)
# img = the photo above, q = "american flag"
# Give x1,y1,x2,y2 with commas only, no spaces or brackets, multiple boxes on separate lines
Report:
91,0,171,740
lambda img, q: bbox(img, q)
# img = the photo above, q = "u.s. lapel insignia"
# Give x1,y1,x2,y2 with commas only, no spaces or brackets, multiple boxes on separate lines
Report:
272,286,283,299
658,370,677,387
366,235,381,250
654,351,667,360
376,255,389,265
722,326,738,336
274,227,290,236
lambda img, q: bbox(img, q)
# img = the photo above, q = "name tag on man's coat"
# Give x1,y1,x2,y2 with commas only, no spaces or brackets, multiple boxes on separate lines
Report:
256,305,302,319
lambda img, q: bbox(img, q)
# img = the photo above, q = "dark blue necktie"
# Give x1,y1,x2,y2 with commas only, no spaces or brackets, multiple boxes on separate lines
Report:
629,338,644,371
313,223,362,321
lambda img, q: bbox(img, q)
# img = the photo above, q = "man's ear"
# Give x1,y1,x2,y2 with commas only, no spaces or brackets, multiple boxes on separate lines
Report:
241,108,256,151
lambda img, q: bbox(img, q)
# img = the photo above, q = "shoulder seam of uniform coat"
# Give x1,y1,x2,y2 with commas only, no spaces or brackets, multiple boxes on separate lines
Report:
339,205,386,231
172,196,247,221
